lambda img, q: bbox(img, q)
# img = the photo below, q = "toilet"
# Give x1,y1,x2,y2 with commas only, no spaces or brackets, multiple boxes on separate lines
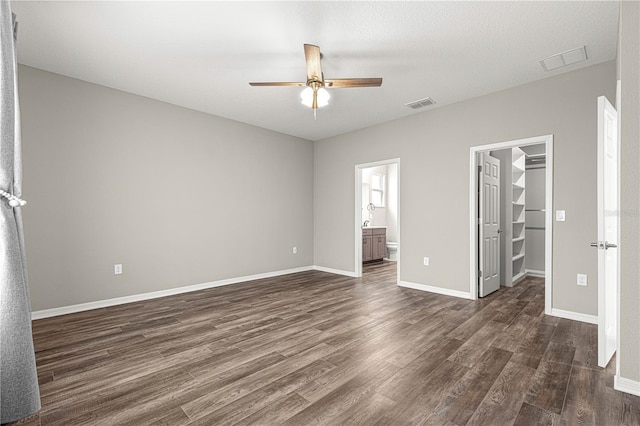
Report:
386,242,398,261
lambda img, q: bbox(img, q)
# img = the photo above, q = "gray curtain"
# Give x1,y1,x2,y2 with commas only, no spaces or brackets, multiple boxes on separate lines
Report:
0,4,41,424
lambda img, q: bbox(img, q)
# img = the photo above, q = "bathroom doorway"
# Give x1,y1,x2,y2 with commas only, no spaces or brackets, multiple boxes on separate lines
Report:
355,159,400,283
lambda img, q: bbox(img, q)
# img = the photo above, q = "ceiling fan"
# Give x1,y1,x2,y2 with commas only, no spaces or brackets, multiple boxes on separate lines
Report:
249,44,382,117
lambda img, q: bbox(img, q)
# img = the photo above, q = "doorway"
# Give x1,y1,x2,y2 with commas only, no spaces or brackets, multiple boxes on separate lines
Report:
469,135,554,314
355,159,400,283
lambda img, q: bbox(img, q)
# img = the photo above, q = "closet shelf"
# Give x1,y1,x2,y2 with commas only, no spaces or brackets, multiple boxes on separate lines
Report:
511,147,526,286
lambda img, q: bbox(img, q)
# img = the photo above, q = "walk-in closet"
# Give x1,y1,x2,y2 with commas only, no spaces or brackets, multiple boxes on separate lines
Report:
491,143,546,287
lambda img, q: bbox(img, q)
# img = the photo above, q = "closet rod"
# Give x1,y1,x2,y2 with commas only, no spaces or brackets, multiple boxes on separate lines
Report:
525,209,546,212
525,226,545,230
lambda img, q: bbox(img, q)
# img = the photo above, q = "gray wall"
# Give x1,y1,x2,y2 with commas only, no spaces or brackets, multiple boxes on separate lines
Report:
618,0,640,384
19,65,314,311
314,61,616,316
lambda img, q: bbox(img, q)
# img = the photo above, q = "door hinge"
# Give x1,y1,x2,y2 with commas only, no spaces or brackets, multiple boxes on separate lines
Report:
478,165,482,173
478,270,483,277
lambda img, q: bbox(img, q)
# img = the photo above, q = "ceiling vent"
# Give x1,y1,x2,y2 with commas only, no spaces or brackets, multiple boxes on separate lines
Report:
539,46,588,71
405,97,436,109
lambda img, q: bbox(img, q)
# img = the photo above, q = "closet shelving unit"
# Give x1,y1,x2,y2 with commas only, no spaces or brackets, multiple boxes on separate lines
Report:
511,148,526,284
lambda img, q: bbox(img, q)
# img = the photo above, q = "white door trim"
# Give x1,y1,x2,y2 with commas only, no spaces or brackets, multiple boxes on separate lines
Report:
469,135,554,315
355,158,401,285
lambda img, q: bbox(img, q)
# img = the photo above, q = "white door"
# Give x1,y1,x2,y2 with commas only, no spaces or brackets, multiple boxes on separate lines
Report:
595,95,618,368
479,153,501,297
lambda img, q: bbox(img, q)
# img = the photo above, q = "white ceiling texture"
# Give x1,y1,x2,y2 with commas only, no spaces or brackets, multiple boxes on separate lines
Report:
11,1,619,141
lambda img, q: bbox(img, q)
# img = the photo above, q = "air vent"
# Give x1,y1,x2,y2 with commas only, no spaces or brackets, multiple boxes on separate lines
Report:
539,46,588,72
405,97,436,109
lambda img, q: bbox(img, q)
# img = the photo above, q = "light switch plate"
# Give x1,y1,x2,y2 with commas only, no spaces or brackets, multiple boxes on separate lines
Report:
577,273,587,286
423,257,429,266
114,264,123,275
556,210,566,221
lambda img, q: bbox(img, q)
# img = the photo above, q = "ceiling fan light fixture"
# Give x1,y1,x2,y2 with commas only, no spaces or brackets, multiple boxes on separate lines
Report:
301,87,330,108
300,87,314,107
316,88,330,107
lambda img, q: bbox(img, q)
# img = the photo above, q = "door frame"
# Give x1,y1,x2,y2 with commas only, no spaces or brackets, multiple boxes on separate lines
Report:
355,158,401,284
469,135,554,314
615,79,621,380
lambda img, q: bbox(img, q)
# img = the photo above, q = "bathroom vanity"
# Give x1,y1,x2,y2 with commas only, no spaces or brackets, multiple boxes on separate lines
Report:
362,227,386,263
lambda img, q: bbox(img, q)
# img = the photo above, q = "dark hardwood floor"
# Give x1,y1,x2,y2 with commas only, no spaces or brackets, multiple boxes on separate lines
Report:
10,261,640,425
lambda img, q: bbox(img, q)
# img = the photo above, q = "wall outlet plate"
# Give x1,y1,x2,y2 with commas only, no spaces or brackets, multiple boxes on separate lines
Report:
556,210,566,221
292,247,297,254
577,273,587,286
114,264,123,275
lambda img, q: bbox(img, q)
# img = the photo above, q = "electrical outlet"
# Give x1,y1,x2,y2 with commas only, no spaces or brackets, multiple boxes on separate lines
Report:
114,264,123,275
292,247,297,254
577,273,587,286
423,257,429,266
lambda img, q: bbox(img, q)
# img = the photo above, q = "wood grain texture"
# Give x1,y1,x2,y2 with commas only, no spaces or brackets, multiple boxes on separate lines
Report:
6,262,638,425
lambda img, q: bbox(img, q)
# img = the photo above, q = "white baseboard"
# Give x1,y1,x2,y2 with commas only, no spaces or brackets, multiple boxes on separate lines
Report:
615,375,640,397
525,269,545,277
399,281,473,300
550,308,598,325
31,265,315,320
312,265,358,278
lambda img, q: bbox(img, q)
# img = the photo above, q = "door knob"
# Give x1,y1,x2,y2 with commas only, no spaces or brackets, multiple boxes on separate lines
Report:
497,229,502,234
590,241,618,249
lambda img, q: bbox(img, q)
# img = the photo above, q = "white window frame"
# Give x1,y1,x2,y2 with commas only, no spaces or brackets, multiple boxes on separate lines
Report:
371,173,385,207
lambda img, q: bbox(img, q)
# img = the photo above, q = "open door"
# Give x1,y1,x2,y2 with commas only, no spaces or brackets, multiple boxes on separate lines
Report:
594,95,618,368
479,153,501,297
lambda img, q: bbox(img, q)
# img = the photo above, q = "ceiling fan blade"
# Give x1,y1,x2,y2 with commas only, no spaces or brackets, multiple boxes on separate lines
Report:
249,82,306,87
325,78,383,88
304,44,323,83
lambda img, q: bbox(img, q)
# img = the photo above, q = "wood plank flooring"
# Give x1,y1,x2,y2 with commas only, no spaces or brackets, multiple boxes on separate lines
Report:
9,261,640,425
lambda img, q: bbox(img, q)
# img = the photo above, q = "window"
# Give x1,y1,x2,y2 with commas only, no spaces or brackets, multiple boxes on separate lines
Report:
371,173,385,207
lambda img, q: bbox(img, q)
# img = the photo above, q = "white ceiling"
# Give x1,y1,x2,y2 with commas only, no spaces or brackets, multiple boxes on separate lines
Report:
11,1,619,141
